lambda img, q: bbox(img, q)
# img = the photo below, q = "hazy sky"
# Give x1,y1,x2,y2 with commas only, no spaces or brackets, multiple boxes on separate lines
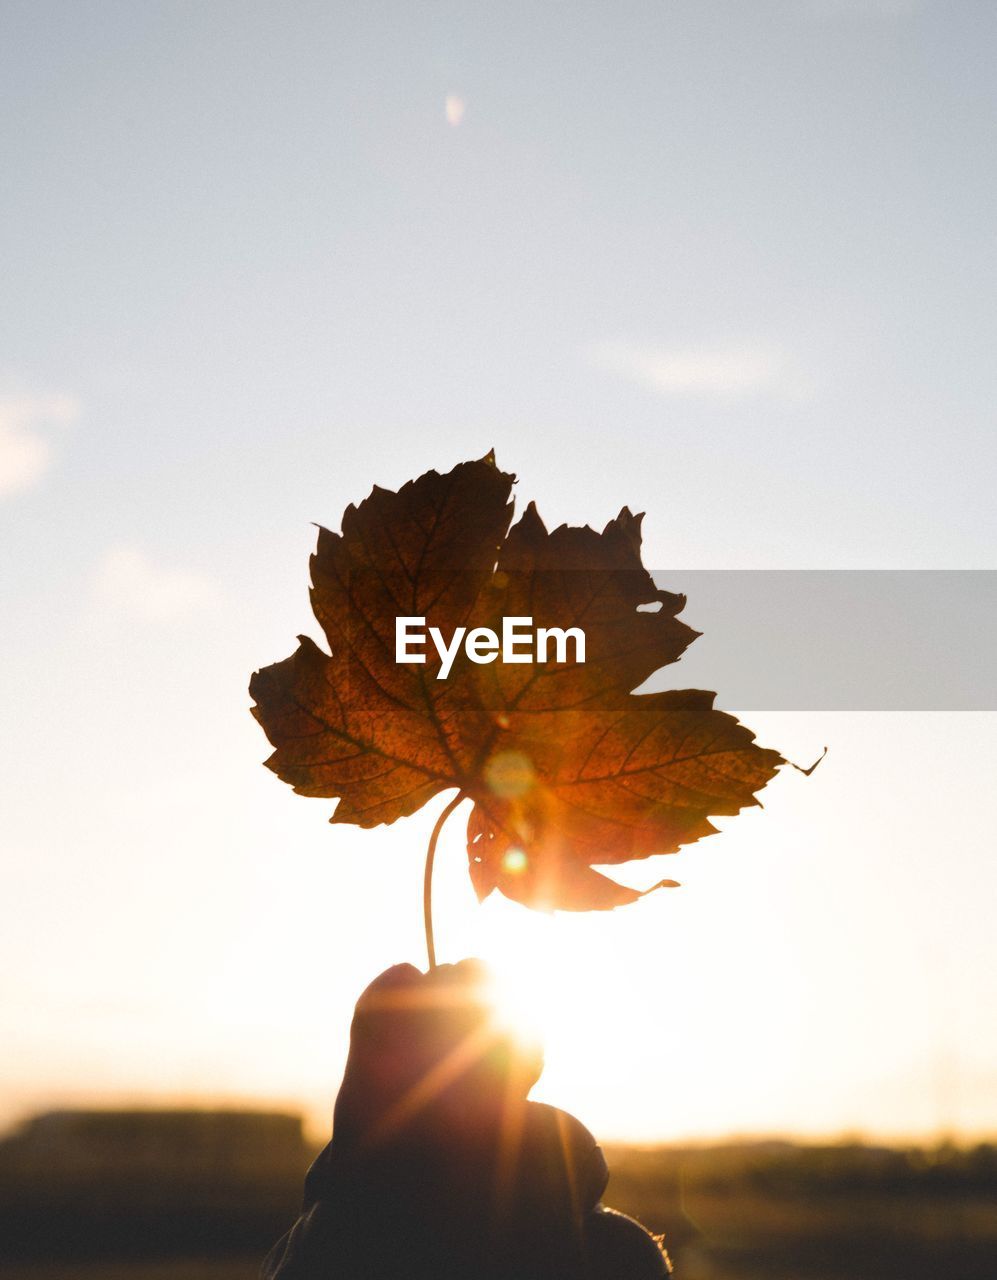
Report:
2,1,995,1142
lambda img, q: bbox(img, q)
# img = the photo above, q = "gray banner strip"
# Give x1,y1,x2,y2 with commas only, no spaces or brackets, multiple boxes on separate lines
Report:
644,571,997,710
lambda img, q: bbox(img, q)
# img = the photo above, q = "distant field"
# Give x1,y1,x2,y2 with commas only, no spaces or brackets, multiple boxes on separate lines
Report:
626,1190,997,1280
4,1127,997,1280
5,1193,997,1280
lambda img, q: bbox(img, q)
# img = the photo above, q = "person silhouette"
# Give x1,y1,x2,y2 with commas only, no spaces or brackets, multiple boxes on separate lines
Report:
262,959,670,1279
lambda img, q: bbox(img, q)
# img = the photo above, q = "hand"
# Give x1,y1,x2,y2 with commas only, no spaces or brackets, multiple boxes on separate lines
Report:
263,960,669,1279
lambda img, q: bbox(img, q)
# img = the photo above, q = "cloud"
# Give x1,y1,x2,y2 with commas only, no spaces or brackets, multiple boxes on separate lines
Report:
94,547,216,621
591,339,809,403
445,93,466,127
0,393,79,496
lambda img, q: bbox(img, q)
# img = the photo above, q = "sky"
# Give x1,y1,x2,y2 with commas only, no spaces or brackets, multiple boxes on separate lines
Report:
1,0,996,1144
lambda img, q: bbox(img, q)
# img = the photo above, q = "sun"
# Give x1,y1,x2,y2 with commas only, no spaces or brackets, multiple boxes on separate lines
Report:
482,952,551,1052
474,911,598,1065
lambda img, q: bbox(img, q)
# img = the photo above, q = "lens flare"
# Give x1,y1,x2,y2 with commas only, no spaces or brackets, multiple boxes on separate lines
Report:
501,847,528,875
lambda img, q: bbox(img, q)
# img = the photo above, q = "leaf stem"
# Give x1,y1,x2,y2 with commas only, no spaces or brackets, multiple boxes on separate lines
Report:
423,790,466,971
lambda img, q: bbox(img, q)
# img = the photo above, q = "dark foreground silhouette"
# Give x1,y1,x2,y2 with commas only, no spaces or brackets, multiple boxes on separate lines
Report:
262,960,669,1279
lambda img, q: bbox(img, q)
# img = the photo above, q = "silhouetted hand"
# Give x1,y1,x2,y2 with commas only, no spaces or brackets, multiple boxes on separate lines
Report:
261,960,670,1279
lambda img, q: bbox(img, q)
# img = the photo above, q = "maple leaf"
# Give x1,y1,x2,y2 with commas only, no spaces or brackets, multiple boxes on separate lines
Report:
250,454,784,929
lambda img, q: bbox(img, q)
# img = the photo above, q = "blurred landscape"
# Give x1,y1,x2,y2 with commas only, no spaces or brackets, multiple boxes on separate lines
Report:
1,1109,994,1280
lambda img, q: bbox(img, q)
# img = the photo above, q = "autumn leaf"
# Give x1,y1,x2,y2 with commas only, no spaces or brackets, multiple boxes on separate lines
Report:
250,453,784,920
